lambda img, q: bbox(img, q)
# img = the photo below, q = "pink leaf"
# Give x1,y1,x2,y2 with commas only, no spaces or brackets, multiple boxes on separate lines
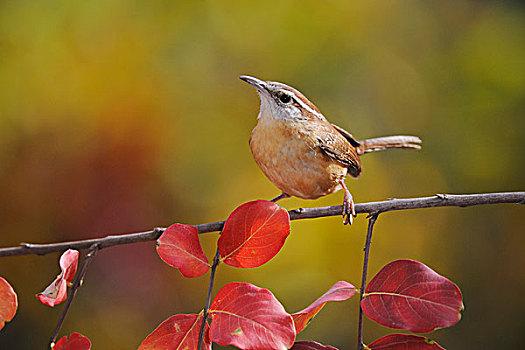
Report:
0,277,17,330
368,334,445,350
292,281,356,334
291,341,339,349
362,259,464,333
36,249,79,307
209,282,295,350
218,200,290,268
60,249,79,283
54,332,91,350
36,278,67,307
139,314,211,350
157,224,210,278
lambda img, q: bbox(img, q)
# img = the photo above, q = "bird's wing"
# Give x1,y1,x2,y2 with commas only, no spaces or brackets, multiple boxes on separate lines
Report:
331,123,361,147
317,124,362,178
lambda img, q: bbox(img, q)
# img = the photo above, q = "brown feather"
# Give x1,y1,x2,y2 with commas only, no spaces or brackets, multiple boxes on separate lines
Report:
316,123,362,178
357,135,422,155
331,123,361,147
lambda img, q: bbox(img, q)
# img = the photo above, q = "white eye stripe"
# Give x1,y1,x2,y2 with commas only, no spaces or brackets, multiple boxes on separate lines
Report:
275,89,325,119
297,100,324,119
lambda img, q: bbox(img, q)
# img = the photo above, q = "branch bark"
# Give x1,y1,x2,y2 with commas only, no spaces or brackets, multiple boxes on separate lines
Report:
1,192,523,258
357,213,379,350
198,248,221,350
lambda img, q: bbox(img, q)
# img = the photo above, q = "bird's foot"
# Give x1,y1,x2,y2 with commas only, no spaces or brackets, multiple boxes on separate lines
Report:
341,183,356,225
270,192,291,203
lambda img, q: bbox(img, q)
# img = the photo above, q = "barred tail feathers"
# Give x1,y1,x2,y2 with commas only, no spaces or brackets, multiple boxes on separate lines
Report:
357,135,422,155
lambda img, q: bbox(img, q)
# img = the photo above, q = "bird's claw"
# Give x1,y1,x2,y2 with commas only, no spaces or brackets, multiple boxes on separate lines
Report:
342,190,356,225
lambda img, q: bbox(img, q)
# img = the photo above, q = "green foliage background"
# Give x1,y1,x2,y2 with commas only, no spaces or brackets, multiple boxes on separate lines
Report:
0,1,524,349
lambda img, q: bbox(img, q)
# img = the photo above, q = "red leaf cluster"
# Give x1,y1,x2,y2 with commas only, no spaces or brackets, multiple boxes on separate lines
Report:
0,277,17,330
156,200,291,276
147,200,463,350
148,201,297,348
218,200,290,268
36,249,79,307
140,280,355,350
362,259,463,333
54,332,91,350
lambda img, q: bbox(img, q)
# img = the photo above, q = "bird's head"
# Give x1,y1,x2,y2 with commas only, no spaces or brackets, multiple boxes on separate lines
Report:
240,75,326,122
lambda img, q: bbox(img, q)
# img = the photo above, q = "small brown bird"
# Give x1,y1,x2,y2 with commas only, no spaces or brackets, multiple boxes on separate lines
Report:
241,75,421,224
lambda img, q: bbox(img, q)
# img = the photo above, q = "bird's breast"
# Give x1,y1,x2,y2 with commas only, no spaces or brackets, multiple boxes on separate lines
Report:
249,118,347,199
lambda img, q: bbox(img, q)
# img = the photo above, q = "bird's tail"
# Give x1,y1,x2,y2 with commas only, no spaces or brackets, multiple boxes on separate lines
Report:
357,135,422,155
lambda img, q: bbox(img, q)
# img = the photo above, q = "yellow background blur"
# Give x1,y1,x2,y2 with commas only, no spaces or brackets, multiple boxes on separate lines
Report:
1,1,524,349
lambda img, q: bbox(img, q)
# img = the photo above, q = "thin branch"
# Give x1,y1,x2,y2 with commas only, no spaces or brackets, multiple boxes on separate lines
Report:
357,213,379,350
198,248,221,350
1,192,523,258
48,244,100,349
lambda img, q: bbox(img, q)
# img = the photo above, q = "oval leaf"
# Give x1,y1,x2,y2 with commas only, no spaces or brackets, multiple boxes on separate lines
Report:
37,249,79,307
291,341,339,350
157,224,210,278
54,332,91,350
0,277,17,330
139,314,211,350
60,249,80,283
368,334,445,350
218,200,290,268
209,282,295,350
292,281,356,334
362,259,463,333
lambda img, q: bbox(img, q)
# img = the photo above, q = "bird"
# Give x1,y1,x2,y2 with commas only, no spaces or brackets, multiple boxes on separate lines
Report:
240,75,421,224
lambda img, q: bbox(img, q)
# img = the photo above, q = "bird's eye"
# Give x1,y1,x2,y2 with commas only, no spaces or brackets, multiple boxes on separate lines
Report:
279,94,291,103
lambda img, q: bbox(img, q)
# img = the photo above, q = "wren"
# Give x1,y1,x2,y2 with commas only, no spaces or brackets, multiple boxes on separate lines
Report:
241,75,421,224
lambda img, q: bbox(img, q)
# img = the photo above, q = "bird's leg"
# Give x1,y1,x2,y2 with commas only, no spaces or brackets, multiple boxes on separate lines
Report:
340,181,356,225
270,192,291,203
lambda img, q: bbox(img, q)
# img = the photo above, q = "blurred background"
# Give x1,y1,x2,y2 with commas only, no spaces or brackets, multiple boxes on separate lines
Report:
0,0,524,349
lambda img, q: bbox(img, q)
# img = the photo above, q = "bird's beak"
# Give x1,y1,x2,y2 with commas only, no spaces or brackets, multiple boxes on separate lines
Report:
239,75,267,93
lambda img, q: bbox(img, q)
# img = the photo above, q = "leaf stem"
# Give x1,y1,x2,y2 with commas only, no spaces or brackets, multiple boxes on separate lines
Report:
48,244,99,349
357,213,379,350
198,247,220,350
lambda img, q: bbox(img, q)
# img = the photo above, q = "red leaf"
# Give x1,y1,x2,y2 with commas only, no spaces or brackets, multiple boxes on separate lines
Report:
209,282,295,350
139,314,211,350
37,249,79,307
291,341,339,350
54,332,91,350
218,200,290,268
368,334,445,350
157,224,210,278
362,259,463,333
0,277,17,330
60,249,79,283
292,281,356,334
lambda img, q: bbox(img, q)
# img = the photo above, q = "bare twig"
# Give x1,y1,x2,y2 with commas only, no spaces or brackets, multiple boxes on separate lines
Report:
48,244,100,349
1,192,523,258
198,248,221,350
357,213,379,350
